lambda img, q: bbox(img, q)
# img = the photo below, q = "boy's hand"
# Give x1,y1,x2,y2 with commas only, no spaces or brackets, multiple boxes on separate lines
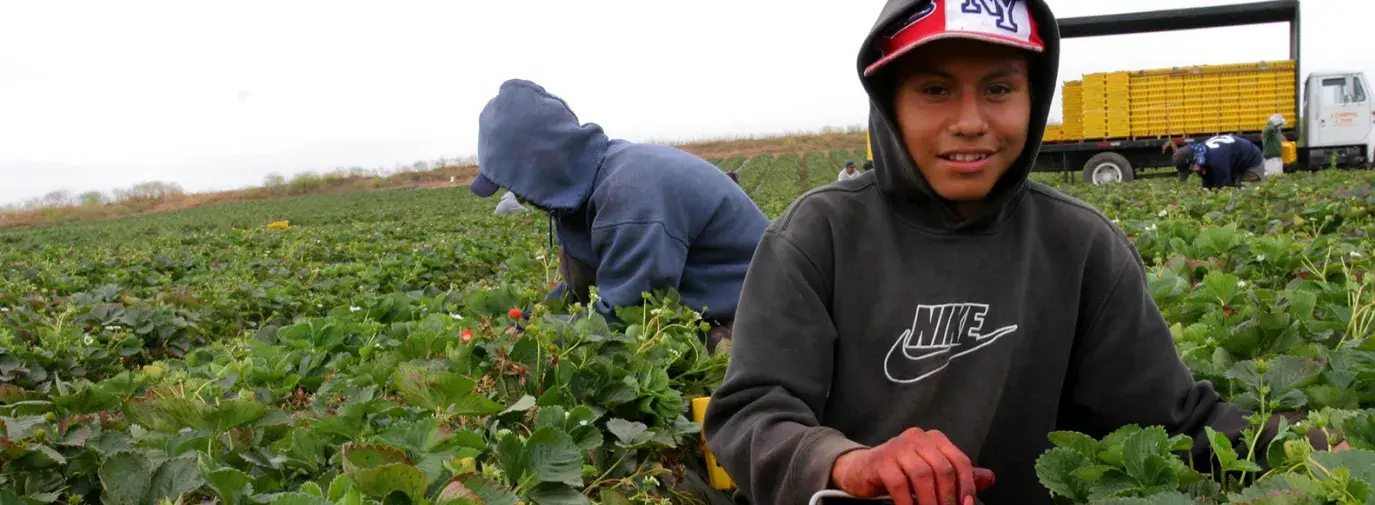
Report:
830,428,990,505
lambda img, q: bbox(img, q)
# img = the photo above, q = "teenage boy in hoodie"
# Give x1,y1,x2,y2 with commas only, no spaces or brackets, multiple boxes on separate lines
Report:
470,79,770,351
703,2,1342,505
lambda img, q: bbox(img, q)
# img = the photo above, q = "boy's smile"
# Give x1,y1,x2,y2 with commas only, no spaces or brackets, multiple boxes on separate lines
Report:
886,38,1032,208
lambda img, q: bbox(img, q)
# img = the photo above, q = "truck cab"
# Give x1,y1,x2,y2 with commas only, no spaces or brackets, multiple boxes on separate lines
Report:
1303,71,1373,169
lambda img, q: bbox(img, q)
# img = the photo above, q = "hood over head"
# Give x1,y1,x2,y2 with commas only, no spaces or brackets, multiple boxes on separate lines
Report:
856,0,1061,231
474,79,610,212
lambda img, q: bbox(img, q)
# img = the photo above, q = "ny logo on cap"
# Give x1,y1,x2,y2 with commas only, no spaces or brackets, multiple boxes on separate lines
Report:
960,0,1021,33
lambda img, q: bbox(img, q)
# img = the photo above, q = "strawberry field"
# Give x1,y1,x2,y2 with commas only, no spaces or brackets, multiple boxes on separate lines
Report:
1,155,1375,505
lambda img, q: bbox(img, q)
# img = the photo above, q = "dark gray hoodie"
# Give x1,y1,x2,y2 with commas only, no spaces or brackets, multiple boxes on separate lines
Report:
702,1,1257,504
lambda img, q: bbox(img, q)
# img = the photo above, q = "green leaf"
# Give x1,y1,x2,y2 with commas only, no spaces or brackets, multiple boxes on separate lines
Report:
459,475,519,505
1069,465,1116,483
450,391,504,417
1200,272,1241,304
527,483,592,505
434,480,484,505
497,433,528,484
1035,447,1091,502
341,443,428,501
1264,355,1322,392
1339,413,1375,450
606,418,650,447
1204,426,1259,473
502,395,538,415
535,406,566,429
203,467,255,505
270,493,334,505
299,482,325,497
347,463,428,501
99,450,153,505
1121,426,1168,483
148,455,204,502
1048,431,1100,461
1307,449,1375,483
1290,289,1317,320
527,427,583,485
209,398,270,433
1225,361,1264,391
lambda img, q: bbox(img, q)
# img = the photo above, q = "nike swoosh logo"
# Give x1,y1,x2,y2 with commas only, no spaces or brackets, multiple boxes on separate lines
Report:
884,325,1019,384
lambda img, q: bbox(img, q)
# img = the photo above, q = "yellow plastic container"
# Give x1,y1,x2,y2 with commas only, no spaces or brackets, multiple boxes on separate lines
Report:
691,397,736,491
1282,141,1298,165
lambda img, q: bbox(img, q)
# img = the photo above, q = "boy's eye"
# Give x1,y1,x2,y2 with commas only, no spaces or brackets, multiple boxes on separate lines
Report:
920,84,951,97
987,84,1013,96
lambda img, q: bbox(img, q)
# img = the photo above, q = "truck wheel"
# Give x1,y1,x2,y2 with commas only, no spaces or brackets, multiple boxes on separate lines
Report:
1082,152,1134,185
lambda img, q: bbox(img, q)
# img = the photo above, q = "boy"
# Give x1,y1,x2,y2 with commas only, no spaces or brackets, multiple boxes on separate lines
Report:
471,79,769,350
703,2,1341,505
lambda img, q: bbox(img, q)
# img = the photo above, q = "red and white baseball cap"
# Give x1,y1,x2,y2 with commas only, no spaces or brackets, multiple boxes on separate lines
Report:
864,0,1044,77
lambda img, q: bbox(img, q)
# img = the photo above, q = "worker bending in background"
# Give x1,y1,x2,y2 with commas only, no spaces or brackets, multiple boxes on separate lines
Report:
1168,134,1266,189
469,79,770,354
837,160,862,181
1262,113,1286,176
493,190,528,215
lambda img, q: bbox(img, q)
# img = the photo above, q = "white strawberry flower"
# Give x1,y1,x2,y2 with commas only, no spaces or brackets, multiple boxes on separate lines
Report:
83,334,95,345
451,313,464,320
1256,254,1266,261
349,306,361,312
1158,209,1168,217
1237,280,1247,288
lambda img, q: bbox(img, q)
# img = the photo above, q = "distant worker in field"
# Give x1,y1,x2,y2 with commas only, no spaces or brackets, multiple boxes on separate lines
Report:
837,160,862,181
1262,113,1286,176
470,79,770,353
726,169,741,185
1168,134,1266,189
862,160,874,172
493,190,528,215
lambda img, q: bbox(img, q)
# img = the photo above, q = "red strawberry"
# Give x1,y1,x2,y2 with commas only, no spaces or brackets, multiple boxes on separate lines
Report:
461,329,473,343
508,308,524,320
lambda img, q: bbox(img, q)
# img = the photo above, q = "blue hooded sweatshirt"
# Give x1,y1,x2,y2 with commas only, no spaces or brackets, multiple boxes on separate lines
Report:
475,79,770,322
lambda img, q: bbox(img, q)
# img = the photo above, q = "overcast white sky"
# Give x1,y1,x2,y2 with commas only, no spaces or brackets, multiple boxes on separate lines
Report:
1,0,1371,205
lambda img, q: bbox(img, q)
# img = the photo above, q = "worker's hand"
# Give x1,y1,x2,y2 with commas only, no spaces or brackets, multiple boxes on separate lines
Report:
829,428,990,505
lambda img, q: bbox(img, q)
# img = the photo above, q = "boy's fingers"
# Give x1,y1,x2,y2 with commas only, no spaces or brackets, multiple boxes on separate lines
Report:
926,430,976,500
877,463,915,505
909,443,956,505
894,453,940,505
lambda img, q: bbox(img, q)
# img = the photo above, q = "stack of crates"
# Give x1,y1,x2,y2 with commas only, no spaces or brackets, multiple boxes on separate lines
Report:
1043,124,1064,142
1104,72,1131,138
1080,72,1131,139
1081,76,1108,139
1124,60,1296,137
1061,81,1083,140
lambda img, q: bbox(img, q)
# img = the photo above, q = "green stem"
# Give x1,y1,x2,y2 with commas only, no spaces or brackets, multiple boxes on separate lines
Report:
583,451,630,495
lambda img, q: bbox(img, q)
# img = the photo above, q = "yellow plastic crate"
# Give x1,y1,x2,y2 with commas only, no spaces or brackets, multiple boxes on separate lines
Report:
691,397,736,491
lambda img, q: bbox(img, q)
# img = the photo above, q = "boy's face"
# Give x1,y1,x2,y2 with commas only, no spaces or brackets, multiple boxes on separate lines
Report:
888,39,1032,203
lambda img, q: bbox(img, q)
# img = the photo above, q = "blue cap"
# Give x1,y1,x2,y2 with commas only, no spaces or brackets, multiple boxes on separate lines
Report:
470,173,500,197
846,160,855,167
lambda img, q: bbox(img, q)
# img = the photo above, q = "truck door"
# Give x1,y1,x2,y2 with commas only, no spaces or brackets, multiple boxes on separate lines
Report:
1306,73,1373,150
